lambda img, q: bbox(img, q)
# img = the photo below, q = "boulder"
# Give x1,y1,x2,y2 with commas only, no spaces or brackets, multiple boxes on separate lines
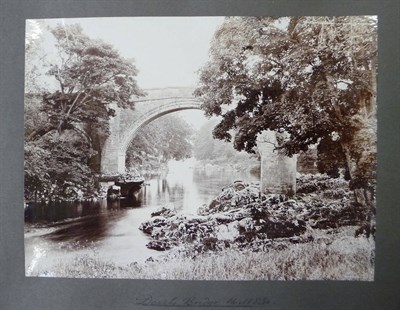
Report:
139,216,167,235
146,240,171,251
151,203,176,217
215,221,240,241
139,175,362,254
233,180,246,191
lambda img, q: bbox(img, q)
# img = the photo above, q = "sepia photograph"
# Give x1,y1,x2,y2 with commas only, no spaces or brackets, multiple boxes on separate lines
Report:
24,16,377,280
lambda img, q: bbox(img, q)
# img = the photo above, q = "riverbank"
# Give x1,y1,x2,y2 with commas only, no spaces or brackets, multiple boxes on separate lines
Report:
25,162,169,204
28,173,375,280
30,226,373,280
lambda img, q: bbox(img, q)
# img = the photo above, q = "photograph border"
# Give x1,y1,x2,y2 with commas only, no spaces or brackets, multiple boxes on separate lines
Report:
1,0,399,309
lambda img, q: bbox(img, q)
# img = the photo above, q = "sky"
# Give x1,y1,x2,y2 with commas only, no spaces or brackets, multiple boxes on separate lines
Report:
27,17,225,129
46,17,225,89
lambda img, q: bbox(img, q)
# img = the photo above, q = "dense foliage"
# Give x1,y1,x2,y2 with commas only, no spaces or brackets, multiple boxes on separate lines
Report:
126,114,194,171
24,23,144,200
25,130,97,200
28,24,144,141
193,118,259,169
195,16,377,234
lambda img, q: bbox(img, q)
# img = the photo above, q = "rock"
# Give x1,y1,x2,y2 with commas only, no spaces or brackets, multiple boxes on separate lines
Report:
197,204,209,215
151,203,176,217
238,218,254,232
139,175,362,254
178,214,208,223
210,213,233,224
264,194,288,204
201,237,219,251
150,226,165,239
263,219,307,239
233,180,246,191
146,240,171,251
215,221,240,241
139,216,167,235
219,187,235,200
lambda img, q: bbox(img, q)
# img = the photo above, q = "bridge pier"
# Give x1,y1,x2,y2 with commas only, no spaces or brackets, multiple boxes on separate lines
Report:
101,139,127,174
257,131,297,196
117,152,126,174
100,150,126,175
100,104,127,175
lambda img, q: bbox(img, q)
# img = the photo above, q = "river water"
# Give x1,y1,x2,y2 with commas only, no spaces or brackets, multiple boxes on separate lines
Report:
24,159,259,275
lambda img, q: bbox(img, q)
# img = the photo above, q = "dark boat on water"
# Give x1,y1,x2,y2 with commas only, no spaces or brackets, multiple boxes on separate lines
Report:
106,170,145,200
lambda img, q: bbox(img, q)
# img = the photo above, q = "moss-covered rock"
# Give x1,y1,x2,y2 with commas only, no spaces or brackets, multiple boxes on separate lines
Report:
139,175,363,253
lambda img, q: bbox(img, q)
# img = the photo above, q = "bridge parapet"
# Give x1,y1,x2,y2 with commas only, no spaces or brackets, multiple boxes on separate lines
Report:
137,87,196,100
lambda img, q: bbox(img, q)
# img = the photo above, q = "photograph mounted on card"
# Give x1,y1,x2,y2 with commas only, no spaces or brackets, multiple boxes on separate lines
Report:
24,16,377,280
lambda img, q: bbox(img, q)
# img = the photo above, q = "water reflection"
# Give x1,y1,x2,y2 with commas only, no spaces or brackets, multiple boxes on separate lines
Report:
25,200,104,224
24,159,260,266
45,213,113,243
25,159,260,234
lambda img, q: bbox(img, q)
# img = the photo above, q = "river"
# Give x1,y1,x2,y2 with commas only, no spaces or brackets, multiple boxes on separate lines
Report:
24,159,260,276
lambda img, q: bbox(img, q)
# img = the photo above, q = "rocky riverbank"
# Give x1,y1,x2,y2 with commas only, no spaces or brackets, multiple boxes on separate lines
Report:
139,174,366,254
30,173,374,280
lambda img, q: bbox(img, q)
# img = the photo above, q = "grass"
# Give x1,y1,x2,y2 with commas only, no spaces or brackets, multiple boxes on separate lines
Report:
34,227,374,281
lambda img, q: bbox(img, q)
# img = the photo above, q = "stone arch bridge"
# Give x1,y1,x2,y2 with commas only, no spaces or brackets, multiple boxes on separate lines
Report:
100,87,297,195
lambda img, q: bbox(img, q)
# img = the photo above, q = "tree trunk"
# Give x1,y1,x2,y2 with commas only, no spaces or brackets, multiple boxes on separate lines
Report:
341,97,377,237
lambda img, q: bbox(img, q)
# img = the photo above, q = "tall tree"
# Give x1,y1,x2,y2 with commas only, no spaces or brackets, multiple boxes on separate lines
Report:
195,16,377,235
24,23,144,200
28,23,144,141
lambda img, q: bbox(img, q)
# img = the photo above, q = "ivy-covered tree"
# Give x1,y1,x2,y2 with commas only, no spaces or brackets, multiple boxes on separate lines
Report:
195,16,377,235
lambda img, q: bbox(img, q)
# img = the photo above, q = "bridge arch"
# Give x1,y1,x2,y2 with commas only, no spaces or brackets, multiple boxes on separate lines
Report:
100,87,297,196
119,99,201,155
100,88,203,174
